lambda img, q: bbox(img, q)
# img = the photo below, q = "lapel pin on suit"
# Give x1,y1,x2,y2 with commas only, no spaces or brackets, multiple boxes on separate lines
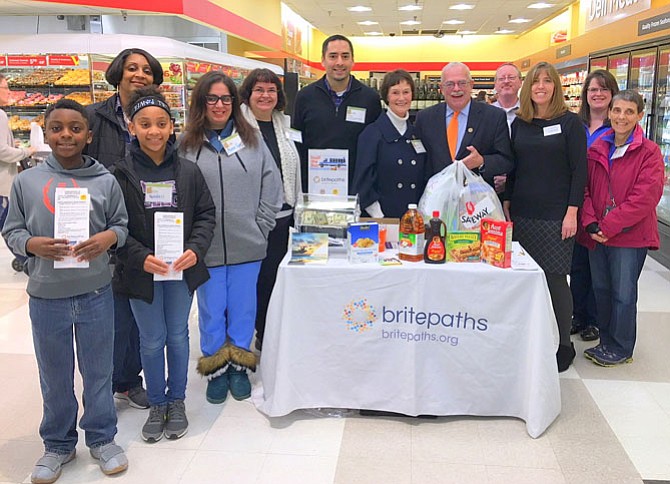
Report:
468,127,473,133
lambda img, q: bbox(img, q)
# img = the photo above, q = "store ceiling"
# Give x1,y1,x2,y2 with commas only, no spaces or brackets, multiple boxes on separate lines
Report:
0,0,574,38
282,0,574,37
0,0,155,16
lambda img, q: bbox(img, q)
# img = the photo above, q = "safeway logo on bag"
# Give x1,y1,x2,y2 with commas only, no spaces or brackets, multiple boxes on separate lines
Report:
460,198,497,229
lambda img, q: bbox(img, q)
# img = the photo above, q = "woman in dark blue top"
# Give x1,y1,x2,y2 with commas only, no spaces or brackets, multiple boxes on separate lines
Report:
570,70,619,343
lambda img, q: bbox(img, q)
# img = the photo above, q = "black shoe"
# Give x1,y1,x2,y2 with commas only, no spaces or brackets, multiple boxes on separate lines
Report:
570,318,584,335
557,342,576,373
580,325,600,342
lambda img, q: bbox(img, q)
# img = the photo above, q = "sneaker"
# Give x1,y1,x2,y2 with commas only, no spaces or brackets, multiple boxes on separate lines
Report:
591,348,633,367
164,400,188,440
227,367,251,400
580,325,600,342
89,442,128,476
114,386,149,409
31,450,75,484
142,404,167,442
584,344,607,362
206,373,229,404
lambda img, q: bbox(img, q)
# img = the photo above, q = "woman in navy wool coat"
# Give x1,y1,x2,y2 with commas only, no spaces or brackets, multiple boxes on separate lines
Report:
353,70,427,218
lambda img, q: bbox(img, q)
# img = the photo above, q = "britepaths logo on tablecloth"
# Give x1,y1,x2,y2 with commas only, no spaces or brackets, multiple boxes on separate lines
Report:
342,298,490,346
342,298,377,333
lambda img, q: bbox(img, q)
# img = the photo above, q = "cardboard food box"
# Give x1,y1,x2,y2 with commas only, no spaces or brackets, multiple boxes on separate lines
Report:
480,218,513,268
347,222,379,263
446,231,481,262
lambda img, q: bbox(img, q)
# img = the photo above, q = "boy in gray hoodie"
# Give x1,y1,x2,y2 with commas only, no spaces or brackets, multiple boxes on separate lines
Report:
2,99,129,484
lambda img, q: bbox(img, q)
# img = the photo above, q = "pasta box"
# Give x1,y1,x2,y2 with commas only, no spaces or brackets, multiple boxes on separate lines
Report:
480,218,513,268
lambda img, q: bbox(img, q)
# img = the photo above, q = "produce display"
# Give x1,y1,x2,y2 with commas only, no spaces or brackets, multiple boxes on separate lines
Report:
12,92,63,106
54,69,91,86
8,68,89,87
8,113,44,131
64,91,93,105
93,91,115,103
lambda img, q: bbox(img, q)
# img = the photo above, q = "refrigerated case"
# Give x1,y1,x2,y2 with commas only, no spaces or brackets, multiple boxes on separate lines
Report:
654,46,670,233
608,53,630,91
590,37,670,267
589,56,607,71
630,48,657,137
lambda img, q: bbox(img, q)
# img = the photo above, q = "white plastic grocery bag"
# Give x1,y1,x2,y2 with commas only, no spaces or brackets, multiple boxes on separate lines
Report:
418,160,504,232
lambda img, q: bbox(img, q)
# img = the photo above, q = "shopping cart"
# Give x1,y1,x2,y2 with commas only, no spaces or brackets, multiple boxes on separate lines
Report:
11,154,47,272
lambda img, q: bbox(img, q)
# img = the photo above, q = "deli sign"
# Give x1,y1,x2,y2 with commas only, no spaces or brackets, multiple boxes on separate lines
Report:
583,0,651,31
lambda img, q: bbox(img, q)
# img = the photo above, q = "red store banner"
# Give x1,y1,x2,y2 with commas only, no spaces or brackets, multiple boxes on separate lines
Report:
0,56,7,66
48,55,80,66
7,55,47,67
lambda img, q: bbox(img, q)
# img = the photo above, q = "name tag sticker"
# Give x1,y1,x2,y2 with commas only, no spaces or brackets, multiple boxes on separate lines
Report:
145,183,173,205
222,133,245,156
543,124,562,136
287,128,303,143
411,139,426,153
346,106,367,124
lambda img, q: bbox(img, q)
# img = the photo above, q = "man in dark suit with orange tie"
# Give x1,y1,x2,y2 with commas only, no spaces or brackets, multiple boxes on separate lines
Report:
414,62,513,187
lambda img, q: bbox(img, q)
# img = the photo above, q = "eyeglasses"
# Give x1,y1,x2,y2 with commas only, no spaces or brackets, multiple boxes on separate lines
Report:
587,87,610,94
252,87,278,96
205,94,234,105
497,75,519,82
442,80,470,89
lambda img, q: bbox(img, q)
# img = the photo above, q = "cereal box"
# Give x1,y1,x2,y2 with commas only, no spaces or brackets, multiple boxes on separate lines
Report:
446,231,481,262
347,222,379,263
480,218,513,268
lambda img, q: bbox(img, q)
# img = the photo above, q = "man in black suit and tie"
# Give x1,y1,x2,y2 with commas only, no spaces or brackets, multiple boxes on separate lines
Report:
414,62,513,187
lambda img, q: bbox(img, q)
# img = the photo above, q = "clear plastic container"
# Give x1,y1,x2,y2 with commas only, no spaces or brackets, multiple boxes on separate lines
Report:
398,203,425,262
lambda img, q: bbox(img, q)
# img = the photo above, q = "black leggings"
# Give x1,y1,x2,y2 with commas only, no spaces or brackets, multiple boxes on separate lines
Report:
545,273,573,348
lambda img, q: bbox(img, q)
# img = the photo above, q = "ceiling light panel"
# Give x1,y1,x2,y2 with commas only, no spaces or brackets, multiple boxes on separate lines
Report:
449,3,474,10
280,0,573,37
347,5,372,12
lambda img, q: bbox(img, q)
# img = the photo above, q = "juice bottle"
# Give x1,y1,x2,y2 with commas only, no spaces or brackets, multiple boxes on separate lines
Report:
398,204,425,262
424,210,446,264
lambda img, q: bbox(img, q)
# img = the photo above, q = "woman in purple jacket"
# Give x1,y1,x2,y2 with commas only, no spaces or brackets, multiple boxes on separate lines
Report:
581,89,665,367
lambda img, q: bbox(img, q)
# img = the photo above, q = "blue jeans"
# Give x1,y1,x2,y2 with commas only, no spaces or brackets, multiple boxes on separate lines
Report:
570,241,597,327
112,291,143,393
29,284,117,453
197,262,261,355
129,280,192,406
589,245,647,357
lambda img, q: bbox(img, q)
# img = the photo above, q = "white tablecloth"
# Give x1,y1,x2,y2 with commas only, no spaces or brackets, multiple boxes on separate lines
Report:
256,249,561,438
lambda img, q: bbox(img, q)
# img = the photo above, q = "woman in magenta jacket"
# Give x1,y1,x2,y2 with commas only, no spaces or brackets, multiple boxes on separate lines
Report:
581,89,664,367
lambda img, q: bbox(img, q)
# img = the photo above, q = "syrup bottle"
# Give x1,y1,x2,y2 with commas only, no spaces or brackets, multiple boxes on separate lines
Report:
398,204,425,262
424,210,446,264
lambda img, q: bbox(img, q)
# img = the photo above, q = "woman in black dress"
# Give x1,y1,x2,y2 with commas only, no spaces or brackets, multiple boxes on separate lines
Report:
504,61,587,372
